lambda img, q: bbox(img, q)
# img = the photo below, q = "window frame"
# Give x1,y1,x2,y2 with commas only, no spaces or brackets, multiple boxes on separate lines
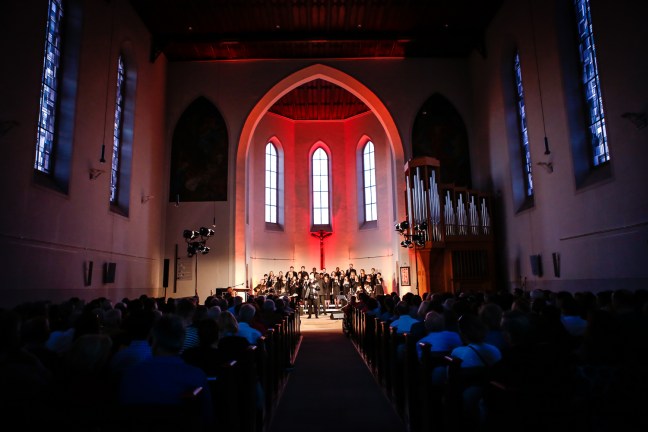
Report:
573,0,610,168
311,146,332,231
361,140,378,224
33,0,82,194
109,54,125,206
265,142,278,224
513,50,535,205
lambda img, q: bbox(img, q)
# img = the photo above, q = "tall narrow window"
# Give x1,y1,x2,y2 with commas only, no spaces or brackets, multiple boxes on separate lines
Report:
110,55,125,204
574,0,609,166
362,141,377,221
35,0,64,174
514,51,534,198
312,148,330,226
265,143,278,223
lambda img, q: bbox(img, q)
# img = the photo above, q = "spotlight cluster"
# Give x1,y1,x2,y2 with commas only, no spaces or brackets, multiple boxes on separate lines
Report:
394,220,409,233
395,219,427,248
183,227,215,257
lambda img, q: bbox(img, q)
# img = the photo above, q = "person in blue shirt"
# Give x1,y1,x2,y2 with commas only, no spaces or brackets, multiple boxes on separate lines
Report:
118,314,214,427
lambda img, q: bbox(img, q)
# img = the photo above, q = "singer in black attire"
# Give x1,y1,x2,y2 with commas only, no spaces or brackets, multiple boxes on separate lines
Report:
304,277,321,318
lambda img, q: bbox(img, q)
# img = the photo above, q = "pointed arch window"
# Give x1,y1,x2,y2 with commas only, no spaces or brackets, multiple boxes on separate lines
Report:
35,0,64,175
362,141,377,222
574,0,609,166
312,147,330,226
265,143,278,223
34,0,82,194
110,54,125,205
513,51,534,198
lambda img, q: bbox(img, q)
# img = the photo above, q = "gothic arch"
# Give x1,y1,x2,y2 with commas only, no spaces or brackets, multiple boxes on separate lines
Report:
234,64,405,283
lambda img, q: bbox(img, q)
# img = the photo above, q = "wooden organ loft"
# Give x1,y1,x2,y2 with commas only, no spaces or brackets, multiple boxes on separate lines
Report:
400,157,495,295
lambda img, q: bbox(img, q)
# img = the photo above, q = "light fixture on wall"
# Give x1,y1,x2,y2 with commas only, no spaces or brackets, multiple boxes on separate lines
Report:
536,161,553,173
141,194,154,204
89,168,105,180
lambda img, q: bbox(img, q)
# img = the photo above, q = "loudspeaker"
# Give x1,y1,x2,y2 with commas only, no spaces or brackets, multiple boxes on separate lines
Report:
163,259,170,287
552,252,561,278
530,255,543,277
84,261,93,286
103,262,117,284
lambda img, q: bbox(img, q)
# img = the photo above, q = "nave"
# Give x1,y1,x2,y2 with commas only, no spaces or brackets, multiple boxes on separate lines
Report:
268,318,407,432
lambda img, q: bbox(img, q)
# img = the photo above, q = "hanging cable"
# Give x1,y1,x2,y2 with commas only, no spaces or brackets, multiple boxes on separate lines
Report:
100,1,116,163
530,0,551,155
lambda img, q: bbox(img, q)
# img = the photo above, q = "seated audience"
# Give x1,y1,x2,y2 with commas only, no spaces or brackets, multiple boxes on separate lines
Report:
118,314,214,427
110,308,157,377
479,302,507,350
216,311,251,363
389,301,421,334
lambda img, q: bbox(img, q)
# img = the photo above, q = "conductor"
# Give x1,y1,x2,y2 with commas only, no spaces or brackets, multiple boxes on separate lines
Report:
304,275,321,319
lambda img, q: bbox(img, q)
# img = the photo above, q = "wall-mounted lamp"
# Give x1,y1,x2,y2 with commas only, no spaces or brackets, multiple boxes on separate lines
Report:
141,194,154,204
89,168,105,180
621,112,647,130
536,161,553,173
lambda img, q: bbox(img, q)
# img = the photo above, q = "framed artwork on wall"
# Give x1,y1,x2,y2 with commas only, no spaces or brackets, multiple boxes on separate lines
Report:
400,266,411,286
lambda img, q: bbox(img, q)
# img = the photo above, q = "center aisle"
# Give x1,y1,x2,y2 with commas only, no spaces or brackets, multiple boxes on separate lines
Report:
267,317,407,432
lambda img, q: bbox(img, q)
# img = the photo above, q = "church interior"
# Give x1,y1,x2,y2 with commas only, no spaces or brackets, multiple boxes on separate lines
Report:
1,0,645,306
2,1,648,431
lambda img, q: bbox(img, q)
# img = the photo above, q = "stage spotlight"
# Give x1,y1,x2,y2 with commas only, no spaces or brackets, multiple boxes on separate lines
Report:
199,227,215,237
415,222,428,231
395,220,409,232
400,239,412,248
183,227,213,257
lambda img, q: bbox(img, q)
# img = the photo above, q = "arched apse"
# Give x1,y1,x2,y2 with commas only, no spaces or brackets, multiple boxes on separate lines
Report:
412,93,472,188
234,64,405,285
169,97,229,202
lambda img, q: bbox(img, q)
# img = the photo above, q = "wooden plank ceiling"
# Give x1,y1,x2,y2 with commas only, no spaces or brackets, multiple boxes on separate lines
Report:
129,0,503,120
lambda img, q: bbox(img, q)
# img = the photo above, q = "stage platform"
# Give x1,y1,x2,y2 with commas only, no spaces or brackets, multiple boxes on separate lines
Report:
298,304,345,320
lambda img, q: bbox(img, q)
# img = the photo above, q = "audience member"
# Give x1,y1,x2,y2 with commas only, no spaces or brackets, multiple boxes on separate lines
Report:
237,303,263,345
118,314,214,426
